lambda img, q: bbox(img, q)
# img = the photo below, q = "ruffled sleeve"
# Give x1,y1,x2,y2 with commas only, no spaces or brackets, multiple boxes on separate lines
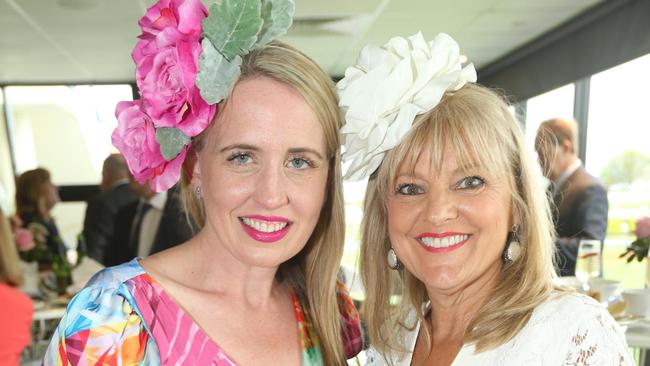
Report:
42,264,158,365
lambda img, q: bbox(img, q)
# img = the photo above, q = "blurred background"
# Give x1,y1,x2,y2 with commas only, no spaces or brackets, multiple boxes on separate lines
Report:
1,0,650,319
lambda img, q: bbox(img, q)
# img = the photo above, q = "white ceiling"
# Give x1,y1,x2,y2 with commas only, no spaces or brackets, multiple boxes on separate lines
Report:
0,0,604,84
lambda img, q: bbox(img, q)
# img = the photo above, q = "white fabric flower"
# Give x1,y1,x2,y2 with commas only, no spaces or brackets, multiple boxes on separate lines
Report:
337,32,477,181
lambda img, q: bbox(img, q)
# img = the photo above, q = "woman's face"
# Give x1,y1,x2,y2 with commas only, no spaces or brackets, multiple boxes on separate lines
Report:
43,180,59,211
386,146,513,295
197,76,329,269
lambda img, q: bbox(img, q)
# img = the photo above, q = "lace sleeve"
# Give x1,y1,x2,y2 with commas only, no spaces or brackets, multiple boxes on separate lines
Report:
560,300,634,366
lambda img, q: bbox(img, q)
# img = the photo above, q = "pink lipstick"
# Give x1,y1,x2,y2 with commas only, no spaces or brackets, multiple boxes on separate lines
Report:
239,215,291,243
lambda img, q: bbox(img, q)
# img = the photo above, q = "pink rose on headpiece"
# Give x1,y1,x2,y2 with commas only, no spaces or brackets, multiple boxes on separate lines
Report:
138,0,205,38
112,100,187,192
133,27,215,137
636,217,650,239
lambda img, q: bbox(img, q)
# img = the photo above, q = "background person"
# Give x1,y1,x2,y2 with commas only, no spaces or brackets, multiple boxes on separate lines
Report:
44,1,361,364
0,207,33,365
535,118,609,276
103,175,193,266
337,33,632,365
15,167,67,261
83,153,137,265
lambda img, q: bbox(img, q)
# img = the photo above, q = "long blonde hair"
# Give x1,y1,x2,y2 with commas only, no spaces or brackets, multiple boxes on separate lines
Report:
182,41,347,364
360,83,556,357
0,208,23,286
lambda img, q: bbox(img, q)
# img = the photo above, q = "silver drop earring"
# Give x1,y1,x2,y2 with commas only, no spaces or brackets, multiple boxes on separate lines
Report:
387,247,401,270
194,185,203,199
504,224,522,263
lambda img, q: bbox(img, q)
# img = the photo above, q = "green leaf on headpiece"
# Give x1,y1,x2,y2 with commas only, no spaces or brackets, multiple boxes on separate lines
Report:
197,38,242,105
256,0,295,47
203,0,263,61
156,127,190,161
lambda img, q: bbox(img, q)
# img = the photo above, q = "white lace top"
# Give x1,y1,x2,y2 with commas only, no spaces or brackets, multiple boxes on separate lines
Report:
365,292,633,366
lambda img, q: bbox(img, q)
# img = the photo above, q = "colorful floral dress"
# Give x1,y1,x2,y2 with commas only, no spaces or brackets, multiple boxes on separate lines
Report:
43,259,362,365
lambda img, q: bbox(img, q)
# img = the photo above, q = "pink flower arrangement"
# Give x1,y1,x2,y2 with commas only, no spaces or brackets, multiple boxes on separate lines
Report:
621,216,650,262
635,216,650,239
112,0,216,192
15,228,35,251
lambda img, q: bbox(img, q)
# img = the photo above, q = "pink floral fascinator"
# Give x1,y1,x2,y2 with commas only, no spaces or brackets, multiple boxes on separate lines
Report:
112,0,295,192
337,32,477,181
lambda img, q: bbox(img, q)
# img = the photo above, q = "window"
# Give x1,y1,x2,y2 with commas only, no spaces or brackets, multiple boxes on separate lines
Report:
5,84,133,247
586,54,650,288
524,83,575,154
0,91,13,214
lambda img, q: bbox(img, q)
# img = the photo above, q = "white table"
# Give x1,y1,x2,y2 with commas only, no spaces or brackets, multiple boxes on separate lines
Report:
625,325,650,365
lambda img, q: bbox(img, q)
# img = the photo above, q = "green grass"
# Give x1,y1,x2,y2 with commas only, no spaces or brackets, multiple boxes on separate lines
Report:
604,245,646,288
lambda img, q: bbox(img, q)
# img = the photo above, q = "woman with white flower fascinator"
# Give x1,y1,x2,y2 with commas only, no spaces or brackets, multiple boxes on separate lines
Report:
43,0,362,365
339,33,633,365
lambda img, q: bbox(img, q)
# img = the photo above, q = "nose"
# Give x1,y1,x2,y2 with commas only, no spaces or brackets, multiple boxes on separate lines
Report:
424,189,458,226
253,164,289,209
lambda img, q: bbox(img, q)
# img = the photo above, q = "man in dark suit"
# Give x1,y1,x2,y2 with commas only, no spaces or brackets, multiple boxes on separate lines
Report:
104,175,196,266
83,154,137,265
535,118,609,276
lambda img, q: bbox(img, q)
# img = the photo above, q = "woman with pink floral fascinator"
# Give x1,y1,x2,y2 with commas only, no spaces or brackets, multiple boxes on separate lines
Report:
338,33,633,365
43,0,362,364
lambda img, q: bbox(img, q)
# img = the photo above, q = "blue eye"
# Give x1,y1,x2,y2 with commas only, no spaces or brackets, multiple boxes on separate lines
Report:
456,176,485,190
396,183,424,195
228,152,252,165
287,157,313,170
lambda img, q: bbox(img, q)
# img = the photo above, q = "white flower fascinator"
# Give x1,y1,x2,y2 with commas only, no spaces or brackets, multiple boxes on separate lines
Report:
337,32,477,181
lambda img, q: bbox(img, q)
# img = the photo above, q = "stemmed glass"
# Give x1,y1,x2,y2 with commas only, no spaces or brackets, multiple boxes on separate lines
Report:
575,239,602,293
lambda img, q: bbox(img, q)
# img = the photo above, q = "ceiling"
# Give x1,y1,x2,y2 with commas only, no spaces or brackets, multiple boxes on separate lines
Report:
0,0,604,84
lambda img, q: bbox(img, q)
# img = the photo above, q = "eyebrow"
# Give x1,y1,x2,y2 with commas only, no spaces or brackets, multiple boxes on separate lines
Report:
219,144,324,160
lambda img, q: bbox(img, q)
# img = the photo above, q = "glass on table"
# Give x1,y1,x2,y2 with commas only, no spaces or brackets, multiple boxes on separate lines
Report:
575,239,602,294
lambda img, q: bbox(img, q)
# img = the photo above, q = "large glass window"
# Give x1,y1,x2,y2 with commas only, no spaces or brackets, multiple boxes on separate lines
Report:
342,179,367,299
5,85,133,246
586,54,650,288
0,91,14,215
524,83,575,154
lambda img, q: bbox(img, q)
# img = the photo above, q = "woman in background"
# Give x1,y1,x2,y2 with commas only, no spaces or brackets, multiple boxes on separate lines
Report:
15,167,67,260
0,208,33,365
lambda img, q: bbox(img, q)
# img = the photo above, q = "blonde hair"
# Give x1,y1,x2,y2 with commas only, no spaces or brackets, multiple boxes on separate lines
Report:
182,41,347,364
360,83,556,357
0,208,23,286
16,168,52,220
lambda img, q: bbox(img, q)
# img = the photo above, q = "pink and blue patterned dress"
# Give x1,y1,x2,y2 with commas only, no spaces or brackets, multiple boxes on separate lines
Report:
43,259,362,365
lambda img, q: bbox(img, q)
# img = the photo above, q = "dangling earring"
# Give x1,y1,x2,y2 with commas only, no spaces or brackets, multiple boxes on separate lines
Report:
503,224,522,263
387,247,401,270
194,185,203,200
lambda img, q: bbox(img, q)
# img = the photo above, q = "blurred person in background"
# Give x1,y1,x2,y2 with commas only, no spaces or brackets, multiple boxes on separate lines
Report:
535,118,608,276
15,168,67,261
103,174,195,266
83,153,137,265
0,207,33,365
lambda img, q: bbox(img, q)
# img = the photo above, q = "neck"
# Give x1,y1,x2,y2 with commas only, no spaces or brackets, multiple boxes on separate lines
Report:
425,263,501,339
184,230,284,309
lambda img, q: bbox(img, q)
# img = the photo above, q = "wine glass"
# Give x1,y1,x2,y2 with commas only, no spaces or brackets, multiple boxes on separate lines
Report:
575,239,602,294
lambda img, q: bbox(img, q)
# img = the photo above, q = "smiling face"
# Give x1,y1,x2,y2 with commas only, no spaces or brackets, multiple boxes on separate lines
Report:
196,76,329,269
386,145,513,295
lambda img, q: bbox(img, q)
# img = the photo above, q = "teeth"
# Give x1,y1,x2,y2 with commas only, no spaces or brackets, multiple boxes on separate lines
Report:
241,217,288,233
419,234,469,248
